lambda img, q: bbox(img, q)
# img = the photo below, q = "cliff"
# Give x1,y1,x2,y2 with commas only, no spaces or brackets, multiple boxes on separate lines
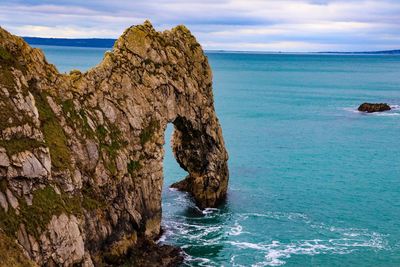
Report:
0,21,229,266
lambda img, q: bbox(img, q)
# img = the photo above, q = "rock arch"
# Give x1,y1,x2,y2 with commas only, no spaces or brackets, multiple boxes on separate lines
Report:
0,21,228,265
171,115,229,208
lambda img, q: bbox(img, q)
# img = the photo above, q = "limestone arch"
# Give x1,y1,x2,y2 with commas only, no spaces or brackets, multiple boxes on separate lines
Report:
0,21,229,264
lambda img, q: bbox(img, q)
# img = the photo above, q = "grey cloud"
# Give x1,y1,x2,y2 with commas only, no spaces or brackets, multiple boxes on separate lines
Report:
0,0,399,51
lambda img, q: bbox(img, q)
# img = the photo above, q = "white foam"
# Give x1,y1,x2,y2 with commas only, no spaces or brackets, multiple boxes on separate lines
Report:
182,250,218,267
156,228,173,243
390,104,400,110
228,222,243,236
163,218,225,247
168,187,179,192
230,255,247,267
343,232,360,237
375,112,400,116
227,219,388,267
202,207,219,215
163,205,388,266
211,212,382,265
229,241,268,250
229,240,341,266
264,250,287,266
242,211,309,222
342,105,400,117
342,107,360,113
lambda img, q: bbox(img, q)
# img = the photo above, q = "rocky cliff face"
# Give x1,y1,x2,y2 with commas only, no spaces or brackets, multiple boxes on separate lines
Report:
0,21,228,266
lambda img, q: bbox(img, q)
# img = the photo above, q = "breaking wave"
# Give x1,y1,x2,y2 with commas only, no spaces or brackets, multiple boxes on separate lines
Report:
160,196,389,267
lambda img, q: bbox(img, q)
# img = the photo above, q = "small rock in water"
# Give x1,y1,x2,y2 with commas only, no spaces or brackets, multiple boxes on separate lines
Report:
357,103,391,113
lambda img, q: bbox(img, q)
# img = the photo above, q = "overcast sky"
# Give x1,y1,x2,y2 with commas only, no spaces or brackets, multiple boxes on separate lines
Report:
1,0,400,52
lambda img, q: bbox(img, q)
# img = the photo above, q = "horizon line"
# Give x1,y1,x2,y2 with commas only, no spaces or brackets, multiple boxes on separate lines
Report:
22,36,400,55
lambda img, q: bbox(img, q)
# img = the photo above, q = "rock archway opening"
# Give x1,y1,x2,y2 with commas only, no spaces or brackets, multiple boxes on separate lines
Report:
163,123,188,188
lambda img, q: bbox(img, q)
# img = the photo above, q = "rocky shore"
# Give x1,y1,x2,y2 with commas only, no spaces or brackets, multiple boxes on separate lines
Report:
0,21,228,266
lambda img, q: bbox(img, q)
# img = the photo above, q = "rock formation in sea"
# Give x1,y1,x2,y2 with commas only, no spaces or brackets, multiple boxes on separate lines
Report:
358,102,391,113
0,21,229,266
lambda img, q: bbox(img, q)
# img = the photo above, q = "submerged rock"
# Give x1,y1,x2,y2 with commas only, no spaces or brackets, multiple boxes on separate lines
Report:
0,20,228,266
358,103,391,113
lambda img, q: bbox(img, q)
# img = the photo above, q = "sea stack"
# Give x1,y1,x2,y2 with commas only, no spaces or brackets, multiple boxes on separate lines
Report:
0,21,228,266
358,102,391,113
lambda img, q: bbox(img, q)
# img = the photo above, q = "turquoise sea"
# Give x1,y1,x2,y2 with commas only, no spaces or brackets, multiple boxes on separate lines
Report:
34,45,400,266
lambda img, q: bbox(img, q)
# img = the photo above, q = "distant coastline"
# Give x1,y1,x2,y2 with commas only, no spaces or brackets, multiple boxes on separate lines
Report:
23,36,400,54
317,50,400,55
23,37,116,48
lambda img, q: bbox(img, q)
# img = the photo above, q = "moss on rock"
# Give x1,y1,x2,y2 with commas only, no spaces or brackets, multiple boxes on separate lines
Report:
127,160,141,176
140,119,160,146
81,186,106,211
28,187,82,231
0,180,7,193
0,46,12,61
0,204,19,237
0,186,81,239
0,184,105,240
60,98,96,141
96,124,127,175
0,68,16,89
0,138,44,157
0,231,36,267
31,89,72,171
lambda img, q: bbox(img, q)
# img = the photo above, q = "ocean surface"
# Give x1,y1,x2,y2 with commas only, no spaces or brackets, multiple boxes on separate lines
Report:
33,45,400,266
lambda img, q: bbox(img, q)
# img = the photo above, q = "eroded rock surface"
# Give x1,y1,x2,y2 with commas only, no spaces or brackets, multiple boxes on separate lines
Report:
0,21,228,266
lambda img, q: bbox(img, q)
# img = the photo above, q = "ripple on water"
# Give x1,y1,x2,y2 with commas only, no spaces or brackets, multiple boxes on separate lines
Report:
160,207,389,267
229,233,387,267
342,105,400,116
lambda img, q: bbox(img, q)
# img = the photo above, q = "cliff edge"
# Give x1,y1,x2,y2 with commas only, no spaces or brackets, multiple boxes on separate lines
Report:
0,21,229,266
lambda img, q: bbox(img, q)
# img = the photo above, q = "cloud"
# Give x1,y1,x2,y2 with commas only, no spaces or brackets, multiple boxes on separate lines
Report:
0,0,399,51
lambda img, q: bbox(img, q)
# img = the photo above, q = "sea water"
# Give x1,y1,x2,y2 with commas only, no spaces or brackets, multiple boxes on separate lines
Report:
33,45,400,266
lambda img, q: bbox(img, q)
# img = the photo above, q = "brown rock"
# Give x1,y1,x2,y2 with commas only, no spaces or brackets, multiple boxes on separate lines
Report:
117,239,184,267
358,102,391,113
5,188,19,210
45,214,85,266
0,191,8,212
0,148,10,167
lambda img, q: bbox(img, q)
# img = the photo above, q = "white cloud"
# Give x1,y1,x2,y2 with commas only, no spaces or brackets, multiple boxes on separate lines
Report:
4,25,119,38
0,0,399,51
